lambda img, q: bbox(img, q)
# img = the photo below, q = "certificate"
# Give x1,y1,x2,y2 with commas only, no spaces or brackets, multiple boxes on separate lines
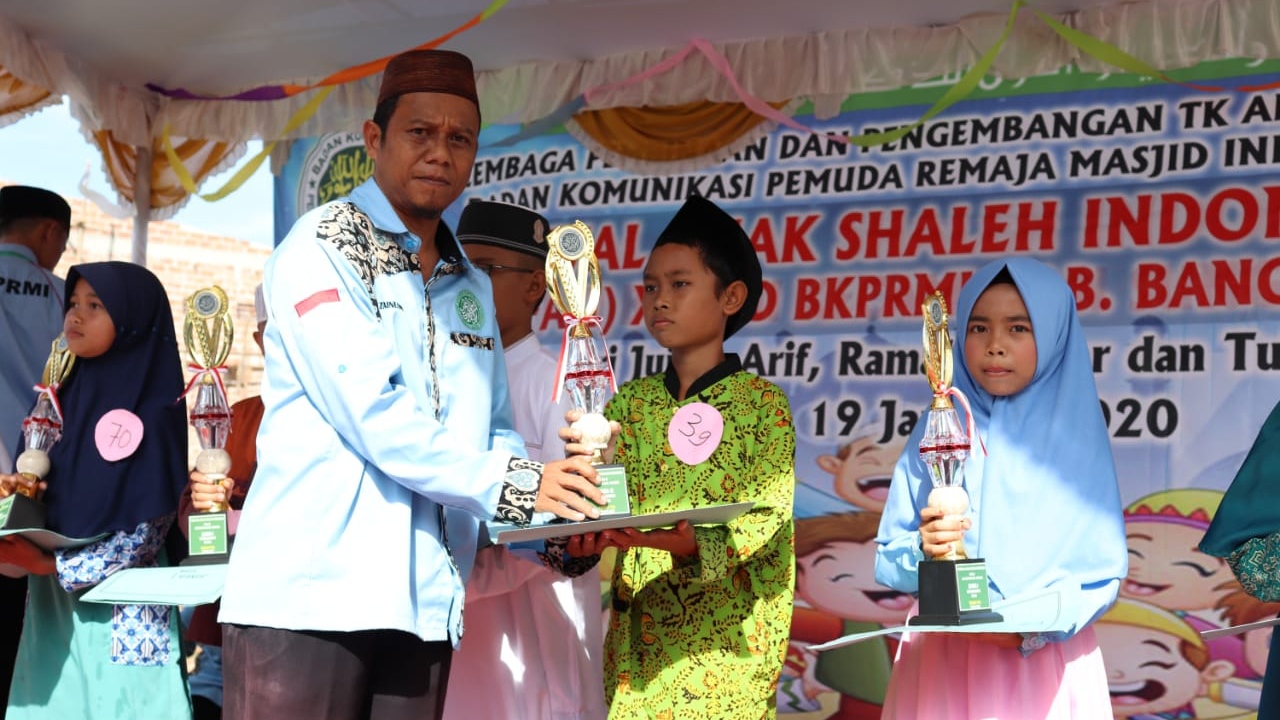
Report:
81,564,228,606
808,588,1072,652
1200,616,1280,639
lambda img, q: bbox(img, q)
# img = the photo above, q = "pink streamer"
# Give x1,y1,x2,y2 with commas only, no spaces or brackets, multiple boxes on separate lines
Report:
582,38,852,146
583,45,698,105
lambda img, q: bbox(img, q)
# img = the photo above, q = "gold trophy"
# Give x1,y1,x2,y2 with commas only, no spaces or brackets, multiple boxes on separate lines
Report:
182,286,235,564
546,221,628,516
909,292,1002,626
1,335,75,529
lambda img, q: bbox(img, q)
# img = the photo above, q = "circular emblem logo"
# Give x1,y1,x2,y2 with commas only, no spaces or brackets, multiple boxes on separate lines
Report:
558,228,586,258
296,132,374,215
928,300,945,327
456,290,484,331
192,288,227,318
507,468,539,491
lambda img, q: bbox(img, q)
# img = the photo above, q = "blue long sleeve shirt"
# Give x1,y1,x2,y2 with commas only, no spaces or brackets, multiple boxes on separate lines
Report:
218,179,534,645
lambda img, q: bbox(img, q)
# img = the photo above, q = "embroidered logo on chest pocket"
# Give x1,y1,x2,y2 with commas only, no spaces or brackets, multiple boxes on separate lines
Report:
455,289,484,330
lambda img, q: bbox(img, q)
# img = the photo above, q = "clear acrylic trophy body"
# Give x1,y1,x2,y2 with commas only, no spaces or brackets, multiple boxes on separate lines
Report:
909,292,1003,626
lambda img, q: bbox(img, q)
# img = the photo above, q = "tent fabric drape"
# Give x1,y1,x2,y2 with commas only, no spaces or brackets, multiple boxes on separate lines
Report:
567,100,791,175
0,66,59,129
2,0,1279,210
0,16,154,147
486,0,1280,124
4,0,1274,146
88,129,245,221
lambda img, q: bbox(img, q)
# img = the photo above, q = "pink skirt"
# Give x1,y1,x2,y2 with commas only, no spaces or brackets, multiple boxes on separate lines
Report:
882,625,1110,720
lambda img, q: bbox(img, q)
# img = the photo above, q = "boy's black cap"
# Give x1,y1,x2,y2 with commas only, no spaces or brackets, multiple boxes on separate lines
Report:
456,200,550,260
0,185,71,226
655,195,762,339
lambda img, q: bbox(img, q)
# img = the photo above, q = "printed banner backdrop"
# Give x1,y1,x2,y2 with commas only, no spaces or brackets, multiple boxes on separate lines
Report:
276,59,1280,719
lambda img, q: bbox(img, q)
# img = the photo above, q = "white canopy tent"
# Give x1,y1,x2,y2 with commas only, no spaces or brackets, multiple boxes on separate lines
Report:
0,0,1277,260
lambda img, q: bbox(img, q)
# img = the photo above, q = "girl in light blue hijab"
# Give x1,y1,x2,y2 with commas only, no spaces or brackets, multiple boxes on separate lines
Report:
875,257,1127,719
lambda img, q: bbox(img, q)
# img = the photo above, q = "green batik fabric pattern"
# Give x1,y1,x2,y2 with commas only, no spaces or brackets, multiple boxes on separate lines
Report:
602,371,796,720
1227,532,1280,603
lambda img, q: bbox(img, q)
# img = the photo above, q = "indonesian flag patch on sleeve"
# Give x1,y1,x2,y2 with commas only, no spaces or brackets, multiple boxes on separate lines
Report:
295,288,340,317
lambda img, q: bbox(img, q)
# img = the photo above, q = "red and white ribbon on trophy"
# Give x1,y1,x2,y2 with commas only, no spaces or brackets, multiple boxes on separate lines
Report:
179,362,230,407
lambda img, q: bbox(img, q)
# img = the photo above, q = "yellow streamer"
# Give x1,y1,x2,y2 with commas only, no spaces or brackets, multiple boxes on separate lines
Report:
842,0,1026,148
163,85,335,201
1027,5,1223,91
844,0,1235,148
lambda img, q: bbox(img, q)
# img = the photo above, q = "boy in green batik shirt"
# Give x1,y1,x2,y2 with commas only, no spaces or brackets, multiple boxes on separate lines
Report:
561,195,797,719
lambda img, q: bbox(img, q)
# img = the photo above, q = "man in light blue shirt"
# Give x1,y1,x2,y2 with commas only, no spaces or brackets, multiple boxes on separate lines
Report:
218,49,605,720
0,184,69,717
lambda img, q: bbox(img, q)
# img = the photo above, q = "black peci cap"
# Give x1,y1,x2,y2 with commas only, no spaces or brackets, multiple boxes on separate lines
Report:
0,185,71,227
654,195,762,338
456,200,550,260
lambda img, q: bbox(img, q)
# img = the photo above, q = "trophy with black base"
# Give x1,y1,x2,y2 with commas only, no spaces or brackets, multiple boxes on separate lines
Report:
0,335,75,530
546,221,629,517
909,292,1003,626
182,286,235,565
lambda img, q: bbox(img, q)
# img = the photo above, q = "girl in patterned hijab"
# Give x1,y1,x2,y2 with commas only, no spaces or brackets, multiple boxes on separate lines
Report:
0,261,189,719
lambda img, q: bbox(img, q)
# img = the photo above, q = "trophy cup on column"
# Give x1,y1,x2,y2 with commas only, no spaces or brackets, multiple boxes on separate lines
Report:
0,335,76,530
546,221,629,517
909,292,1002,626
182,286,235,564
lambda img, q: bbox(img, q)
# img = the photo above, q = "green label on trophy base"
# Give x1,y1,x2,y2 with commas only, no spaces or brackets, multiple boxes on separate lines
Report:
0,496,12,527
594,464,630,516
955,562,992,611
188,514,229,557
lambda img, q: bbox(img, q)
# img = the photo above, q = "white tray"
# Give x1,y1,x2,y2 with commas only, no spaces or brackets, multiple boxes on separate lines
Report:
809,588,1071,652
495,502,755,544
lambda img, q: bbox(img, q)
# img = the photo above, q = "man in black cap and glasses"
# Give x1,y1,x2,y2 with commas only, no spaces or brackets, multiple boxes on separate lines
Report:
444,200,607,720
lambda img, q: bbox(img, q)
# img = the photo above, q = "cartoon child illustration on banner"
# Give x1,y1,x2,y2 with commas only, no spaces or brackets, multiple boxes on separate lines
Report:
783,511,912,719
1122,490,1236,640
1095,598,1239,720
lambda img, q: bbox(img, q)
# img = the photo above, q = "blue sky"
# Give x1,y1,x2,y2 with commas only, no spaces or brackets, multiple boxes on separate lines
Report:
0,102,274,247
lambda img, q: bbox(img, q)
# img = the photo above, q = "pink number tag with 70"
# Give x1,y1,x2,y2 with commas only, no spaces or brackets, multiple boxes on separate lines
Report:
95,409,144,462
668,402,724,465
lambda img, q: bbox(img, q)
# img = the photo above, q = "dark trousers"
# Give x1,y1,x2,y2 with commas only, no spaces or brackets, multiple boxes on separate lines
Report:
0,576,26,720
222,624,452,720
